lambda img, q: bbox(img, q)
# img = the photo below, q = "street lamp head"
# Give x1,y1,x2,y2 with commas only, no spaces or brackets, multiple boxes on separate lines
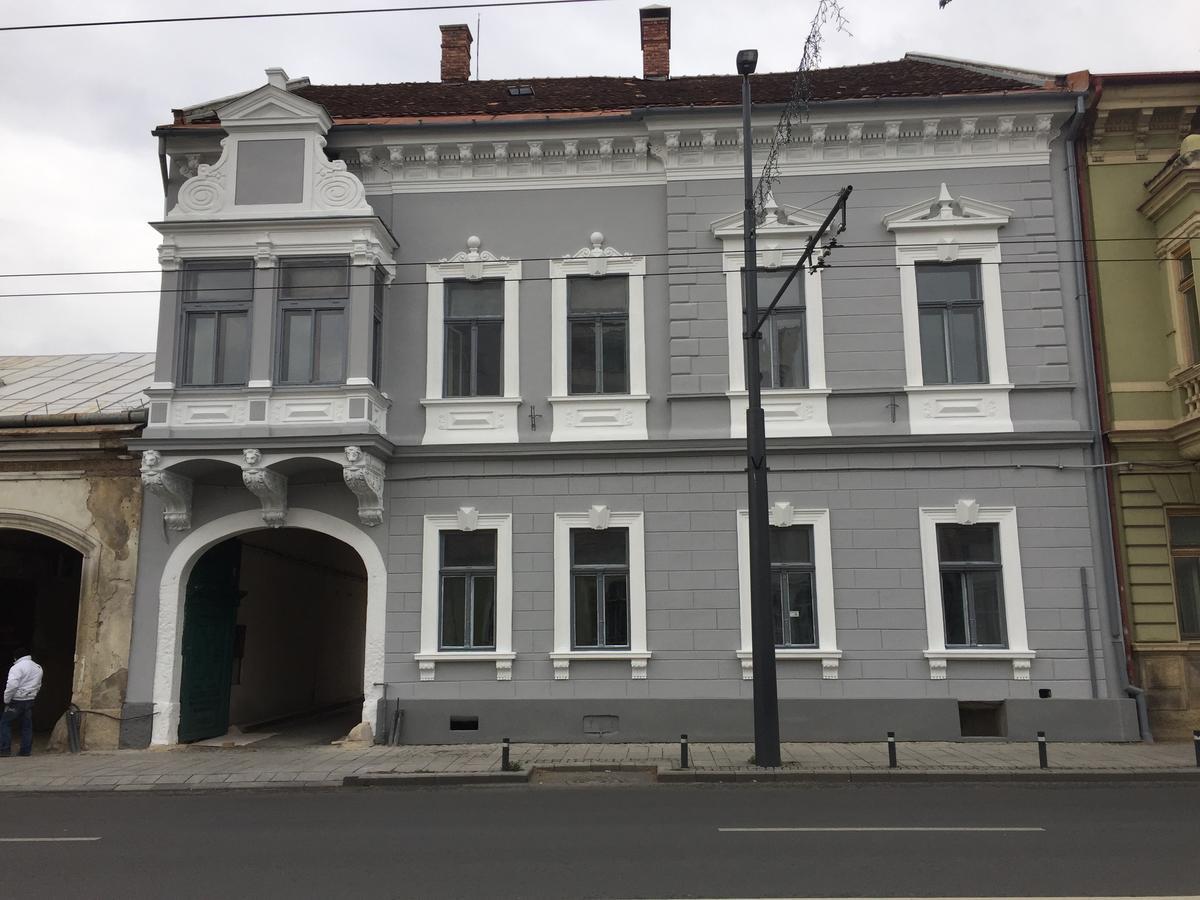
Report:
736,49,758,76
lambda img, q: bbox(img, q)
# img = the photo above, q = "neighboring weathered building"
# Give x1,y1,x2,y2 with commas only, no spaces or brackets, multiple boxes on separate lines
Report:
122,7,1141,748
0,354,151,748
1080,72,1200,739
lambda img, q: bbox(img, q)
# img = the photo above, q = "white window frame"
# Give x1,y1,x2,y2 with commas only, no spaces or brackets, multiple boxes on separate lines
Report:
422,237,522,444
735,504,840,679
884,183,1014,435
551,508,649,679
918,501,1034,680
417,509,515,680
549,233,648,442
712,197,831,439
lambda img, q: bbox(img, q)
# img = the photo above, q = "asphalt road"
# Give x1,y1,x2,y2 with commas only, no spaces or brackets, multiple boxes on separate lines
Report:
0,781,1197,899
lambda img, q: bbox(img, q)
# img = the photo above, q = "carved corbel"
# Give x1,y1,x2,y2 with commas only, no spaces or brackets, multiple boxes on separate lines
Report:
598,137,614,172
1033,114,1054,151
140,450,193,532
996,115,1015,152
809,123,827,158
528,141,543,175
769,501,795,528
821,657,840,680
457,506,480,531
739,657,754,681
492,141,509,176
630,658,648,680
883,120,901,157
587,505,611,530
387,145,405,175
633,136,649,172
552,658,571,681
954,498,981,525
343,446,385,527
241,449,287,528
457,142,474,167
495,659,513,681
423,144,440,172
1012,658,1032,681
928,657,948,680
846,122,864,158
1134,107,1154,161
922,119,940,155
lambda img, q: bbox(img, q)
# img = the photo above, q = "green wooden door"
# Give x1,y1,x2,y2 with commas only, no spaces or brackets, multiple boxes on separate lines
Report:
178,539,242,743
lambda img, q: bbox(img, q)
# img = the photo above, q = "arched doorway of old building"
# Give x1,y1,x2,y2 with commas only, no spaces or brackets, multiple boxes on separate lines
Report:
0,529,82,739
177,528,368,745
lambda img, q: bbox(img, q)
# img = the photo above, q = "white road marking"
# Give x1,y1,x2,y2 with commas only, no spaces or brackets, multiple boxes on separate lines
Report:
0,837,102,843
718,826,1045,833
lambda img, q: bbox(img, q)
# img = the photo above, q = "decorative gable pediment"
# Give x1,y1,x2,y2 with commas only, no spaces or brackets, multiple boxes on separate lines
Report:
883,183,1012,233
711,193,826,241
216,82,333,132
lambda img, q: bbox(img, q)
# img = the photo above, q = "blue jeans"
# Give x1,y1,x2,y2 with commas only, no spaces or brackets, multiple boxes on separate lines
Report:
0,700,34,756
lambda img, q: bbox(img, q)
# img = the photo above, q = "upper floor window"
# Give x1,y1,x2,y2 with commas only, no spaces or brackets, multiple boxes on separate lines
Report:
444,279,504,397
439,529,498,650
917,262,987,385
371,267,385,387
936,523,1005,648
568,275,629,395
770,525,816,647
1177,251,1199,366
277,256,349,385
570,527,630,649
753,269,808,390
179,259,253,387
1168,513,1200,640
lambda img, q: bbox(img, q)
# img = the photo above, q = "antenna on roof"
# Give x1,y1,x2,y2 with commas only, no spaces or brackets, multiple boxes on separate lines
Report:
475,13,481,80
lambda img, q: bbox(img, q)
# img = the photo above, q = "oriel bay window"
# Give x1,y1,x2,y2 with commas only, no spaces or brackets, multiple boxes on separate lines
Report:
770,525,817,647
754,268,808,389
179,259,252,386
917,262,987,385
568,275,629,395
1177,251,1199,365
571,528,630,649
444,279,503,397
277,256,349,385
937,523,1006,648
1168,513,1200,640
439,530,498,650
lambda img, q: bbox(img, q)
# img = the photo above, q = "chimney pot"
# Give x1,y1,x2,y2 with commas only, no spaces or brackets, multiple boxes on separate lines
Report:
440,24,473,83
639,6,671,80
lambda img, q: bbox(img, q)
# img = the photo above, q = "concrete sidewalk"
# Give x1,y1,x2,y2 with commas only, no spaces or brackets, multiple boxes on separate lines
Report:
0,740,1196,792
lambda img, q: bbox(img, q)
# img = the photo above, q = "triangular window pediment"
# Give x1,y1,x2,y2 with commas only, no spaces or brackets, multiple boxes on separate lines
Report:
711,193,826,241
883,183,1012,232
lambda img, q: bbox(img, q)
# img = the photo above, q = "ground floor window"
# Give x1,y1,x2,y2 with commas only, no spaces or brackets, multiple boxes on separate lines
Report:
570,527,630,649
439,530,498,650
1168,513,1200,640
769,525,817,648
936,522,1006,648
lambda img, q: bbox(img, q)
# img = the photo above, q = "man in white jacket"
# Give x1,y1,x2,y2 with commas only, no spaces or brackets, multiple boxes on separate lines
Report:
2,648,43,757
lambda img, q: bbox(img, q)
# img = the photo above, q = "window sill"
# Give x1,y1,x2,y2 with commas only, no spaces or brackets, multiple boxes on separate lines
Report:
906,384,1013,435
420,396,522,444
736,648,842,680
414,651,516,682
727,389,832,439
548,395,649,442
548,650,651,680
923,648,1034,681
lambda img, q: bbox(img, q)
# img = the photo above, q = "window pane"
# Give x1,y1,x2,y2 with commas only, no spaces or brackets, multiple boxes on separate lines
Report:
600,320,628,393
941,573,968,646
573,575,599,647
569,320,598,394
280,257,349,300
444,322,473,397
443,530,497,568
183,260,253,303
919,307,949,385
218,312,249,384
569,276,627,314
1180,252,1195,290
472,576,496,648
1185,287,1200,364
446,280,503,318
769,525,813,565
1169,515,1200,548
1174,557,1200,640
371,306,384,386
917,262,980,303
475,320,503,396
949,305,986,384
937,524,999,563
771,574,785,646
440,576,467,647
184,313,216,386
757,269,803,308
969,571,1006,646
604,576,629,647
281,310,313,382
315,309,346,382
774,314,807,388
786,571,816,646
572,528,628,566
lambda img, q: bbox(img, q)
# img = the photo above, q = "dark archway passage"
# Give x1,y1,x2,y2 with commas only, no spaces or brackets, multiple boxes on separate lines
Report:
0,529,82,734
178,528,367,744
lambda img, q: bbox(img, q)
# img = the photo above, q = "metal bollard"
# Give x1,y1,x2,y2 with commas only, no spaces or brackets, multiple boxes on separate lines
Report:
887,731,897,769
680,733,690,769
501,737,510,771
1037,731,1048,769
1193,730,1199,768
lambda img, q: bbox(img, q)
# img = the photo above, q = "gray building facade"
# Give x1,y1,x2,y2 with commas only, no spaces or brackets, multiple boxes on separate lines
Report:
120,11,1139,747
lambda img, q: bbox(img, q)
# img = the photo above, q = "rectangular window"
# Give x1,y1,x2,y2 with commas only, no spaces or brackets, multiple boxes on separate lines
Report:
769,525,817,647
444,280,504,397
568,276,629,395
179,259,253,386
439,530,498,650
570,528,630,649
1168,513,1200,640
371,268,385,386
1178,252,1199,365
937,523,1006,648
752,269,807,390
277,257,349,385
917,262,987,385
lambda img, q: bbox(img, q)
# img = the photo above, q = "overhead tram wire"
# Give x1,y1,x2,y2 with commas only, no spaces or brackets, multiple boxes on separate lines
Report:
0,0,617,33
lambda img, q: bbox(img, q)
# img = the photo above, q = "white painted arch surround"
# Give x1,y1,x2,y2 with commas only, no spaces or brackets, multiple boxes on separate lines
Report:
151,508,387,746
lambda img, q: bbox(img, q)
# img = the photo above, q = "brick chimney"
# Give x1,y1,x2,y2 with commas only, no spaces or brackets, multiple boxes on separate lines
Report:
440,24,473,83
639,5,671,80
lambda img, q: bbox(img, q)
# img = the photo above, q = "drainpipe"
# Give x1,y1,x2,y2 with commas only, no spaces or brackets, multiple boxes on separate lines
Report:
1065,92,1153,741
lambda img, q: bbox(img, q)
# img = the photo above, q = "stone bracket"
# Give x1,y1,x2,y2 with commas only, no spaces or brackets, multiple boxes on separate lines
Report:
241,449,288,528
140,450,193,532
343,445,385,527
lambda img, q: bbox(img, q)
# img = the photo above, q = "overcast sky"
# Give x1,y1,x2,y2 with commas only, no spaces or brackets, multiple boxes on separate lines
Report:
1,0,1196,355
